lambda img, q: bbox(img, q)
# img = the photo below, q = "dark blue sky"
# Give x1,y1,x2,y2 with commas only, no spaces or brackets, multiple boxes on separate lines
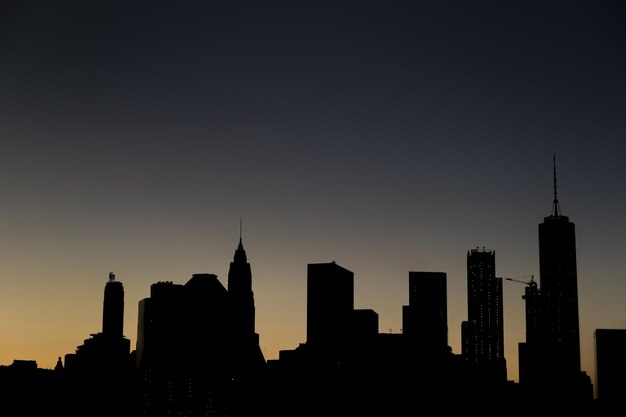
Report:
1,0,625,383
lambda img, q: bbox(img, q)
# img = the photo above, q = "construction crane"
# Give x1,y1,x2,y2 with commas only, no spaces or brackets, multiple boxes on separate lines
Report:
504,275,537,289
504,275,538,302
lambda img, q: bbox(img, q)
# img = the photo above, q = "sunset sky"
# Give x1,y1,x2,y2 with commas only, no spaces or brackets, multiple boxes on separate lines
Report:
1,1,625,384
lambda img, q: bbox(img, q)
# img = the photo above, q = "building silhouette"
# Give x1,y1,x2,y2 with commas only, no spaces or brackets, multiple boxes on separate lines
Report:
61,272,137,417
515,276,541,386
462,247,507,386
0,177,616,416
594,329,626,405
135,238,266,417
227,234,266,375
402,271,448,353
527,157,593,406
306,261,355,348
270,261,364,416
64,273,132,373
269,261,470,416
0,360,59,416
103,271,124,338
537,158,581,380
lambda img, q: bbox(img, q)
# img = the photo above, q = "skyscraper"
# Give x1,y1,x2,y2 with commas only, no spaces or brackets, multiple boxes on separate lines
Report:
136,275,232,416
462,247,507,385
228,232,255,337
227,232,266,376
63,273,135,417
533,157,593,406
306,261,354,347
402,271,448,353
102,272,124,338
66,272,131,371
537,156,581,380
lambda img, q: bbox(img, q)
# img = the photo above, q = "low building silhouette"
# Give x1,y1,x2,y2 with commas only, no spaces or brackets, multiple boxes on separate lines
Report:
0,360,59,415
594,329,626,408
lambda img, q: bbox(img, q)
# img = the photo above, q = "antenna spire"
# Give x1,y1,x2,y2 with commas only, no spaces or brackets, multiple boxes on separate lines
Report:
234,217,247,261
552,154,561,217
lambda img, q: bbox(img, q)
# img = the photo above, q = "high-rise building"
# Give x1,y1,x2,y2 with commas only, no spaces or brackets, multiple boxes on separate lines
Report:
66,272,132,371
402,271,448,353
228,234,255,336
537,157,581,381
520,157,594,408
103,272,124,338
63,273,135,417
306,261,354,347
462,247,507,384
227,233,266,376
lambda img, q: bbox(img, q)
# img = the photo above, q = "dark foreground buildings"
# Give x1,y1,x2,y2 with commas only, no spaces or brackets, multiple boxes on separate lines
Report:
266,262,471,416
135,237,265,417
594,329,626,409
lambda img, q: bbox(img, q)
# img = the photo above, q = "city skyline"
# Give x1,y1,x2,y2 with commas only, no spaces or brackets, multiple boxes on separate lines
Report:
1,0,625,391
0,183,619,385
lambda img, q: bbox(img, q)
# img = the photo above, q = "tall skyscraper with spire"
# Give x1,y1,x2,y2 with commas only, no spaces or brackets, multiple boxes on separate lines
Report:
537,155,581,381
228,219,256,337
226,221,266,377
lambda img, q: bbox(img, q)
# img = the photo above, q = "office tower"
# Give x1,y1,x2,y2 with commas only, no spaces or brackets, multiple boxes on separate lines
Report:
307,261,354,347
402,271,448,353
136,274,234,417
537,157,581,380
462,247,507,384
103,272,124,338
594,329,626,403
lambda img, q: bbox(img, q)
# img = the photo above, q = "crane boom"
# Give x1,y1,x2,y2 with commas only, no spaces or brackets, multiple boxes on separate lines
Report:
504,275,536,287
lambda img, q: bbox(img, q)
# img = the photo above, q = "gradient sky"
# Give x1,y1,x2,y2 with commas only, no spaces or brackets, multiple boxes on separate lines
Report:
1,1,625,384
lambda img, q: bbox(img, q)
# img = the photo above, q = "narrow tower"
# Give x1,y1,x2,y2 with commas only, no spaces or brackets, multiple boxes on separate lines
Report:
226,220,266,377
102,271,124,338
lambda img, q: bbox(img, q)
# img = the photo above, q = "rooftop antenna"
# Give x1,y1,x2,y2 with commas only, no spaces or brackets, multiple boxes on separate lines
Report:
552,154,561,217
239,217,243,243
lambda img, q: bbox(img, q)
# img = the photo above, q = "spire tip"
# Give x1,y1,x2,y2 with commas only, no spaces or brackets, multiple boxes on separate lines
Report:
552,154,561,217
